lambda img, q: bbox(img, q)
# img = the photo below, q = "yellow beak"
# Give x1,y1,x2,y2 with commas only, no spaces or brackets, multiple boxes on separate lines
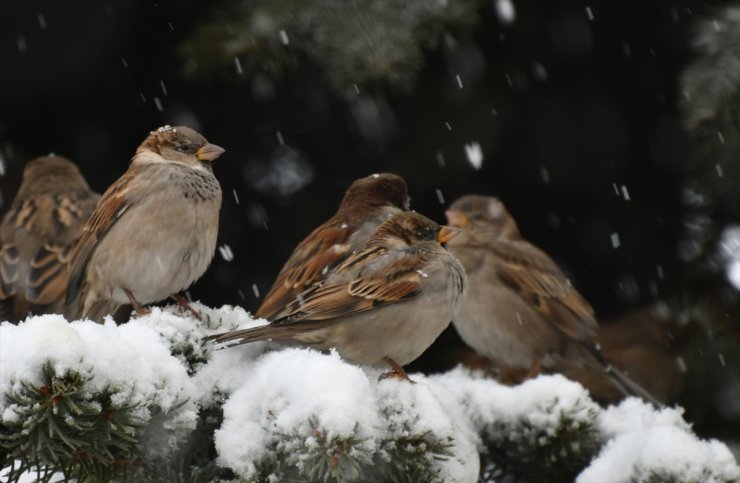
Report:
196,143,225,161
437,225,460,244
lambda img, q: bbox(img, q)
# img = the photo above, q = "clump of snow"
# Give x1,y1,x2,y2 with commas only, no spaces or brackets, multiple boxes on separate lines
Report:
119,303,272,408
578,398,740,482
597,398,691,437
152,124,174,134
434,369,599,434
434,368,739,481
581,422,739,482
215,348,379,479
131,303,266,376
188,305,270,405
0,314,194,417
0,313,202,467
214,349,479,482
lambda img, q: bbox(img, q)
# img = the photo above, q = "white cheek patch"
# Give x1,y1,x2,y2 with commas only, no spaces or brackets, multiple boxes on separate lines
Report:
133,151,168,165
189,161,210,173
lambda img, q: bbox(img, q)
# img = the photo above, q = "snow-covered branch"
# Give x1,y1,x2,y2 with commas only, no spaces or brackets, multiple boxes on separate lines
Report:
1,306,738,482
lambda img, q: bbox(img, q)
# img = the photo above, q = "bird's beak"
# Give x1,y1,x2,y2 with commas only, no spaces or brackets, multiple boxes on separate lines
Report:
196,143,225,161
445,209,468,228
437,225,460,244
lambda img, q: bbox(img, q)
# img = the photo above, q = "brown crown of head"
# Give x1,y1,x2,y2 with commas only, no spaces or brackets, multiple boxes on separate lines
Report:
340,173,410,211
447,194,520,238
19,156,89,196
373,210,459,247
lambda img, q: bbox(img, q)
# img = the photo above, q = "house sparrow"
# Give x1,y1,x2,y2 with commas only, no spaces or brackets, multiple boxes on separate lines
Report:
66,125,224,322
255,172,410,320
0,156,99,322
208,211,466,377
445,195,658,404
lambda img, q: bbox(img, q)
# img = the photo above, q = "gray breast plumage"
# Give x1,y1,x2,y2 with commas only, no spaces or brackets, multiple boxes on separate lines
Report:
169,166,221,202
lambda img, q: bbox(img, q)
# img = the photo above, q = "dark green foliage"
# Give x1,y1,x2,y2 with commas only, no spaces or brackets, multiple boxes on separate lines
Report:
250,416,373,483
363,396,454,483
362,431,453,483
681,4,740,217
136,404,237,483
669,292,740,447
181,0,484,93
0,362,148,482
248,414,453,483
479,402,603,483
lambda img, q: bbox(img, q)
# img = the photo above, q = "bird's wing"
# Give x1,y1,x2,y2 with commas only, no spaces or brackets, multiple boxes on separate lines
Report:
26,242,74,306
272,245,425,324
0,197,36,301
488,238,597,342
256,217,356,320
66,170,138,304
30,190,99,306
0,241,19,301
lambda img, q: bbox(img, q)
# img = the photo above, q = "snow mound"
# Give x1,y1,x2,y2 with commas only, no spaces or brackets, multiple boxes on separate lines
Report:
214,348,480,482
0,314,194,418
1,306,737,482
434,368,599,432
579,399,740,482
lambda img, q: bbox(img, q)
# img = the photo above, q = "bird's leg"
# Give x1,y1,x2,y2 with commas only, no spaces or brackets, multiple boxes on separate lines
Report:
525,357,543,379
171,293,202,320
123,288,150,317
379,356,416,384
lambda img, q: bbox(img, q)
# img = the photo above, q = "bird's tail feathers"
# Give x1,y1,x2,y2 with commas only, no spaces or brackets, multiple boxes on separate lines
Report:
81,299,121,324
205,324,297,346
587,344,662,406
205,322,320,347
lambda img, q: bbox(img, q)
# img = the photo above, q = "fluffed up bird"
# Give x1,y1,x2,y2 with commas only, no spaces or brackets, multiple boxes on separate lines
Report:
66,125,224,322
445,194,659,404
256,172,410,320
0,156,99,322
207,211,466,380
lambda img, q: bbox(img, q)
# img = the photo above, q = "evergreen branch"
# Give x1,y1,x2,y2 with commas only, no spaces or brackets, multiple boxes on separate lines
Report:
479,399,603,482
0,362,154,482
181,0,484,93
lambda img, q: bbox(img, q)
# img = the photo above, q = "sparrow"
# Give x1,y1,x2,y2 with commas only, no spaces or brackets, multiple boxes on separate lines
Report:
66,125,224,322
255,172,410,320
208,211,466,378
0,156,99,322
445,195,659,404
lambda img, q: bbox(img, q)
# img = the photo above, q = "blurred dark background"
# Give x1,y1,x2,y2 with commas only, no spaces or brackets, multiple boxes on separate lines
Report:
1,0,738,449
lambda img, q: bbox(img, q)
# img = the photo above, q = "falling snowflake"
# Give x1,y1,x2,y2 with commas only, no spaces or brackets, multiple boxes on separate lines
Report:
219,244,235,262
495,0,516,24
464,142,484,170
611,232,621,249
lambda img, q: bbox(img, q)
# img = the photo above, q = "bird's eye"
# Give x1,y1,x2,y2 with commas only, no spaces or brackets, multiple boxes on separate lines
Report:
176,143,191,153
418,226,435,240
